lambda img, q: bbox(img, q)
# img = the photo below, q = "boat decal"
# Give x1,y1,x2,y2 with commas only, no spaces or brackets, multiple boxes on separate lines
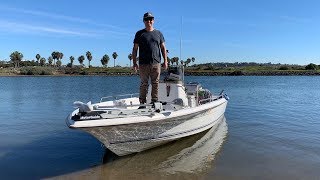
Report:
80,115,101,120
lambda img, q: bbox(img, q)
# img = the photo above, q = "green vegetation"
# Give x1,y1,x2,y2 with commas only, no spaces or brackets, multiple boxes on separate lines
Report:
19,67,53,75
305,63,318,70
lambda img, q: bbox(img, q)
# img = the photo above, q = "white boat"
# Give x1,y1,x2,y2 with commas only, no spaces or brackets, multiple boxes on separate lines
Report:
66,66,229,156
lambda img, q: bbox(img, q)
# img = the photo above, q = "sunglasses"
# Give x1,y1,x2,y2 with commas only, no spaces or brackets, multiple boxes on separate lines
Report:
144,17,154,21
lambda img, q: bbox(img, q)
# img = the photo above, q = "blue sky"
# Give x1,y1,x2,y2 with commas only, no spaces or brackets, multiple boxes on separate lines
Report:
0,0,319,66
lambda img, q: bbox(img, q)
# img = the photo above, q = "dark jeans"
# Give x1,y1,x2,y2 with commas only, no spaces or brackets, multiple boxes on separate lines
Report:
139,63,161,104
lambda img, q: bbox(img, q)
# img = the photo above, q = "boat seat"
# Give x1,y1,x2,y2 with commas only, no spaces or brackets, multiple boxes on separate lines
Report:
113,99,127,107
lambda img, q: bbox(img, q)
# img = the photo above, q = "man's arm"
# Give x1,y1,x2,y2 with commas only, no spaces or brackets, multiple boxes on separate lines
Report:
160,42,168,70
132,43,139,71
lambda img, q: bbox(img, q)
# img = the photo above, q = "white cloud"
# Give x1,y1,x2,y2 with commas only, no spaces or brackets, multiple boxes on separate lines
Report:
0,5,130,37
0,20,100,37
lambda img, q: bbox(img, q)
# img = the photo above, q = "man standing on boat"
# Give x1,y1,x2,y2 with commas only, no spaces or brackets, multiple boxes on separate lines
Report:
132,12,168,104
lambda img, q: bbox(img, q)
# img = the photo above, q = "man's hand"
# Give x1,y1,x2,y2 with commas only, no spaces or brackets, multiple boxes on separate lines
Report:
163,62,168,70
133,63,139,73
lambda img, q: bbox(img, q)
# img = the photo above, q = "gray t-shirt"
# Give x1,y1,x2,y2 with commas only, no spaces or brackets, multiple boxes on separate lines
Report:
133,29,165,64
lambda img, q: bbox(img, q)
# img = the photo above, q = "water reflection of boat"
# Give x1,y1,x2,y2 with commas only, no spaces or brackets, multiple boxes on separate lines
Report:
157,115,228,174
54,116,228,179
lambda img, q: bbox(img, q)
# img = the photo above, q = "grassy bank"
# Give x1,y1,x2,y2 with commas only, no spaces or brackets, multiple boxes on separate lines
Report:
1,65,320,76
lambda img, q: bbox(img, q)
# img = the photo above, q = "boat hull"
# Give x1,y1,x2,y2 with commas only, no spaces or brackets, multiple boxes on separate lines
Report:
78,99,228,156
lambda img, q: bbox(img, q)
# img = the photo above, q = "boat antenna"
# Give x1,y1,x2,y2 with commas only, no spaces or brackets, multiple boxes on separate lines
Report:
180,16,183,62
180,16,185,83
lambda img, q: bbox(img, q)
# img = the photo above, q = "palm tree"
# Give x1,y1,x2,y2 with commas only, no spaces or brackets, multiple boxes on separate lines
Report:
112,52,118,67
191,57,195,65
186,58,191,67
86,51,92,68
101,54,110,67
51,51,63,66
78,55,85,66
56,60,62,67
69,56,75,67
40,57,46,66
58,52,63,65
128,53,132,67
48,56,53,66
172,57,179,65
36,54,41,65
10,51,23,68
51,51,59,66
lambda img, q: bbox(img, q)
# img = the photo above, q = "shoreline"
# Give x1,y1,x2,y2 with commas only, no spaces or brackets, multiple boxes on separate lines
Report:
185,70,320,76
1,71,320,76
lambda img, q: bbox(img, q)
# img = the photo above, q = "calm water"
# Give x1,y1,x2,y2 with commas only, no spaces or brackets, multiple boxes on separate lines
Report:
0,76,319,179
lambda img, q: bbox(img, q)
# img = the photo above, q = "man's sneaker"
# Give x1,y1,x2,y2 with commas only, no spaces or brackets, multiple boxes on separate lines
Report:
138,104,146,109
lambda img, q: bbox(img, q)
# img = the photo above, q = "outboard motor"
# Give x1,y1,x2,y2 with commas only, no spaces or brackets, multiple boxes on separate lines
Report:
71,101,101,121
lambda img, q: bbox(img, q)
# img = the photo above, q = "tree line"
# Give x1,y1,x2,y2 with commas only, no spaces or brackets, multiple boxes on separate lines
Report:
2,51,121,68
0,50,195,68
5,50,318,71
1,50,197,68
